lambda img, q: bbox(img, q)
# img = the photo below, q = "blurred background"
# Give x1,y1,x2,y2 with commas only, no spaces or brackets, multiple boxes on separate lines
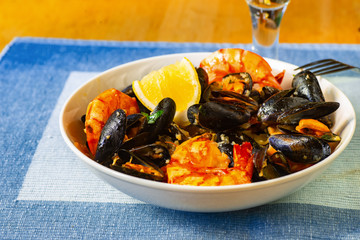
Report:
0,0,359,51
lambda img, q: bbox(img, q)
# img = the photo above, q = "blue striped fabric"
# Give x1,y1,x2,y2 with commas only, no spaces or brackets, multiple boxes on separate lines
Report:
0,37,359,239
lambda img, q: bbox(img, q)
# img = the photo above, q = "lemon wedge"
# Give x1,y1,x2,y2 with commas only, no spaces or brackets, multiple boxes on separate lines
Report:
132,57,201,126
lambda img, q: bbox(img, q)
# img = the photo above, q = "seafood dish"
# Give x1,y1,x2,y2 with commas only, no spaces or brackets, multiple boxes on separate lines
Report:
76,48,341,187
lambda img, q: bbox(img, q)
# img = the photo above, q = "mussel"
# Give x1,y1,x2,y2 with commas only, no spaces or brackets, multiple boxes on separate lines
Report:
196,67,209,102
292,70,325,102
111,147,167,182
258,95,308,123
140,97,176,140
93,97,176,181
257,86,339,125
198,101,252,131
192,89,258,131
259,152,291,180
121,97,176,149
222,72,253,96
277,101,340,125
216,130,251,168
95,109,127,164
269,134,331,164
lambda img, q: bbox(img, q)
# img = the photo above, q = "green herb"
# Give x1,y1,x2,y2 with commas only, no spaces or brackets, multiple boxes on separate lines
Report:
146,110,164,124
321,133,341,142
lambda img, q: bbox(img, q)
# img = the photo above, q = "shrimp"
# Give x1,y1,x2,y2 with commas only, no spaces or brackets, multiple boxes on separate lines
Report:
199,48,282,91
85,88,139,155
165,133,253,186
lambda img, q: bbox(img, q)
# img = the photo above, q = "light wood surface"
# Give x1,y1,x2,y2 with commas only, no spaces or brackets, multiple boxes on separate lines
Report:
0,0,359,51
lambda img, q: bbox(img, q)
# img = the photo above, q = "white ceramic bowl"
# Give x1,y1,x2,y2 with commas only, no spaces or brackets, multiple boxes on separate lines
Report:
60,52,356,212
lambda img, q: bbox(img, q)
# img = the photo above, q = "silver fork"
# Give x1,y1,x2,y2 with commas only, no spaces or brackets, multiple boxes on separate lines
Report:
294,59,360,75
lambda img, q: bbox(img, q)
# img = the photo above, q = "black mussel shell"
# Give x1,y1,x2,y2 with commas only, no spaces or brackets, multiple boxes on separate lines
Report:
245,141,283,182
260,153,291,180
252,144,267,175
120,132,152,150
111,149,165,181
257,89,295,123
216,130,253,146
277,125,298,134
198,101,251,131
141,97,176,141
269,134,331,164
218,143,234,168
249,90,261,103
95,109,127,164
277,101,340,125
125,113,147,138
222,72,253,96
196,67,209,98
210,90,259,111
216,130,254,168
260,88,295,108
187,104,201,125
129,144,171,168
201,82,222,102
258,96,309,123
121,84,135,97
167,122,190,144
126,113,146,129
259,86,280,103
292,70,325,103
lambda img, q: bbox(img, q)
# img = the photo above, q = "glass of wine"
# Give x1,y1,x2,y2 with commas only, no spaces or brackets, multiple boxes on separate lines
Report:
245,0,290,59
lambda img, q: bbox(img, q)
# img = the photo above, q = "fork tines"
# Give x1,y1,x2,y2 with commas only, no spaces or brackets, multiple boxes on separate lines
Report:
295,59,356,75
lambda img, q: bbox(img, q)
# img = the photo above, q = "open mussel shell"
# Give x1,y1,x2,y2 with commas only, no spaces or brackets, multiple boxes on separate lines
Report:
126,113,146,128
216,130,261,168
259,88,294,108
95,109,127,164
125,113,147,139
257,152,291,181
210,90,259,111
277,101,340,125
257,89,295,123
259,86,280,103
201,82,222,102
222,72,253,96
167,122,191,144
258,96,308,123
216,131,247,168
128,143,171,168
269,134,331,164
121,97,177,151
111,149,165,182
292,70,325,103
121,132,152,150
250,144,290,181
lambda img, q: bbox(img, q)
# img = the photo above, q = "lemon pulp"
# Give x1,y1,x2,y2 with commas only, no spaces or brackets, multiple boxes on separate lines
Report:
132,57,201,126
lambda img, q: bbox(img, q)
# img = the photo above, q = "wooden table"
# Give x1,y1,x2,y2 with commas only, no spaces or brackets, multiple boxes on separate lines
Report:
0,0,359,51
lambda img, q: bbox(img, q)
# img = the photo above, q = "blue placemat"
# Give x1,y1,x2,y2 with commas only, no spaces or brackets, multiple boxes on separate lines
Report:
0,37,359,239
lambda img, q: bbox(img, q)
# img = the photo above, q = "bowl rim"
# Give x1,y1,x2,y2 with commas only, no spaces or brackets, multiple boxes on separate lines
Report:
59,51,357,194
